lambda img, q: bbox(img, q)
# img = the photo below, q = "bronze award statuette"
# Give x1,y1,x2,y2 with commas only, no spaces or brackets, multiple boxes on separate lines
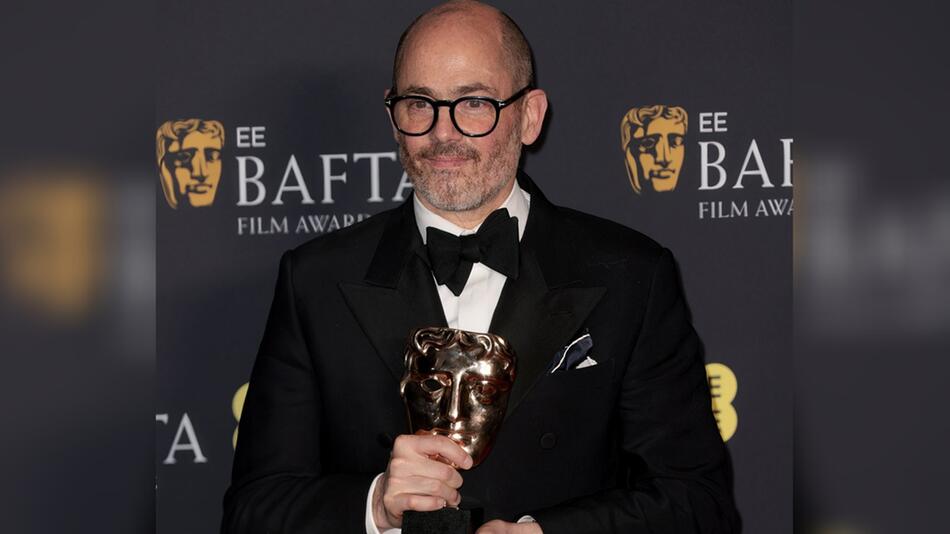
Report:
399,327,517,534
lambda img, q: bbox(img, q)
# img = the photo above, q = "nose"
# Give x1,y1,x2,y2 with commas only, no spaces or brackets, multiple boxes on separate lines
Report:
656,138,671,167
430,105,463,143
446,381,463,422
191,153,208,181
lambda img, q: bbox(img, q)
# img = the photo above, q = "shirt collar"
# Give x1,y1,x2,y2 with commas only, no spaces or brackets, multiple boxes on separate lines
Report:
414,180,531,244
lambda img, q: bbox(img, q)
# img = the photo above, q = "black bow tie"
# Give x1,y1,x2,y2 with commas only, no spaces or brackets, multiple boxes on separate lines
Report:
425,209,520,296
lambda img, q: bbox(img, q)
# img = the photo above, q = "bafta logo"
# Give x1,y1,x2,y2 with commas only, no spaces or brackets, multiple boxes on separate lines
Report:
620,105,687,194
156,119,225,208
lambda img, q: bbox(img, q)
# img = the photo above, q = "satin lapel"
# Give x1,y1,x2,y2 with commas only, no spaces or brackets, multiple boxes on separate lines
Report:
490,173,606,417
490,251,605,418
339,201,447,383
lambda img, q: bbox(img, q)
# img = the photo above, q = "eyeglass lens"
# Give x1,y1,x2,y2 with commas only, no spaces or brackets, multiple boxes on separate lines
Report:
392,98,497,136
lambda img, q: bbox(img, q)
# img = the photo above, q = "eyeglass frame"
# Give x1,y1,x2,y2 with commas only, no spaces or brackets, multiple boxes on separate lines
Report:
384,85,533,138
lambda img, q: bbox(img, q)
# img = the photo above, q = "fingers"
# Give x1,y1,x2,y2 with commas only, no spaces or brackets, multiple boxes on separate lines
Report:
377,434,472,527
384,475,461,508
397,433,473,470
476,520,541,534
397,494,448,513
388,455,464,489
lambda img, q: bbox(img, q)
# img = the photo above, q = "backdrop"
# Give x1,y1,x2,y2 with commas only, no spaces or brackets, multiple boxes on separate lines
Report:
155,1,791,532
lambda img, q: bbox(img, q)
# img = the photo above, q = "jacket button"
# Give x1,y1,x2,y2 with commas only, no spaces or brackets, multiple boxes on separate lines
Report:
539,432,557,449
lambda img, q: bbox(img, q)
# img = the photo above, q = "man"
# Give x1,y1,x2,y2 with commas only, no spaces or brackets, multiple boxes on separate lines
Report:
222,2,738,533
620,105,688,194
155,118,224,208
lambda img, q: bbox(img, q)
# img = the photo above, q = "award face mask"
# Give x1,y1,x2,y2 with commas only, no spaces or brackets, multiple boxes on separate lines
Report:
400,327,517,466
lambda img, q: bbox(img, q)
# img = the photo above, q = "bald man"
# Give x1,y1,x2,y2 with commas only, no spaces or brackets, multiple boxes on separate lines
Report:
222,2,738,533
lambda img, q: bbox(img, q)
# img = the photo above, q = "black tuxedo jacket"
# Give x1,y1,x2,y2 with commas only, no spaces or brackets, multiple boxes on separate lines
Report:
222,173,739,534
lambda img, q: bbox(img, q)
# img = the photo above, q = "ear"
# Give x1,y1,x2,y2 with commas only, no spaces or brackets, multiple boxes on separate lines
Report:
519,89,548,145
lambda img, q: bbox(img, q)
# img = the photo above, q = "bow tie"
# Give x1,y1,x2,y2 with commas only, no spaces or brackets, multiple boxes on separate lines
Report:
425,209,520,296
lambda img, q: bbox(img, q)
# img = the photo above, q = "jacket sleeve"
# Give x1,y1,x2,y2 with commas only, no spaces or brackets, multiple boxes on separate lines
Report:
221,250,374,533
529,248,740,533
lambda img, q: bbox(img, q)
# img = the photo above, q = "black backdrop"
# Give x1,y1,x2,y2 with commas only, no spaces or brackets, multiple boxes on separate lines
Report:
155,1,791,532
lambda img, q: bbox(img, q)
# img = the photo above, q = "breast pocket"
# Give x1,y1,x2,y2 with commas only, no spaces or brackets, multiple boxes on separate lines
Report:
544,356,614,391
520,357,617,467
517,357,616,422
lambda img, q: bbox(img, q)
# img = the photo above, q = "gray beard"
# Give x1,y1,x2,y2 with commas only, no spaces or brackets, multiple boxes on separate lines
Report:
398,130,522,212
412,168,512,212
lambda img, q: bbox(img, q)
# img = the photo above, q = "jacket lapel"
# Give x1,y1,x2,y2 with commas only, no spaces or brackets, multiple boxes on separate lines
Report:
339,200,447,383
490,173,606,417
340,173,607,412
489,252,605,418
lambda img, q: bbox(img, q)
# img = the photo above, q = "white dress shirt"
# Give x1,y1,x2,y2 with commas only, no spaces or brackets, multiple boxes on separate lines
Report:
364,182,531,534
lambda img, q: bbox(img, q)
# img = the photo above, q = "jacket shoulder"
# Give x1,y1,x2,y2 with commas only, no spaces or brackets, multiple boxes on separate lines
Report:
554,206,666,261
285,207,396,275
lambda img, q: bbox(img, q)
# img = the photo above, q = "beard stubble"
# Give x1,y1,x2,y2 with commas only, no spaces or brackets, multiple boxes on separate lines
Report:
399,120,522,212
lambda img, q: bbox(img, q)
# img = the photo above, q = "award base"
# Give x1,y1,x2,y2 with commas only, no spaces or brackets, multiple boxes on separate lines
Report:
402,507,482,534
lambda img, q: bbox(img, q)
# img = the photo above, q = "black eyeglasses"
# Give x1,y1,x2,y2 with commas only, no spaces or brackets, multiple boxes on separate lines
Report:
384,86,532,138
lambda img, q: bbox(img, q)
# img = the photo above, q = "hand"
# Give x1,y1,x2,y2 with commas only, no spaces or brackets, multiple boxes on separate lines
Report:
476,519,543,534
372,433,473,530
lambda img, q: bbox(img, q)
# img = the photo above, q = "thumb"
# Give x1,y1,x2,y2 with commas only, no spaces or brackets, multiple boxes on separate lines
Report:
475,519,505,534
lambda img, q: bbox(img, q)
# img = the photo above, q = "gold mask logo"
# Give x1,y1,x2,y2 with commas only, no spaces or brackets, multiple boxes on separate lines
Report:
156,119,225,208
620,105,687,194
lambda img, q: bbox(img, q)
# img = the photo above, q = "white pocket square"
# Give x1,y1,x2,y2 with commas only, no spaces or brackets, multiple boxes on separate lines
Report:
575,356,598,369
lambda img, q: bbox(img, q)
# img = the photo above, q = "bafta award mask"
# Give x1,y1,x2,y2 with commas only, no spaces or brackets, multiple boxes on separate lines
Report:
400,327,517,467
